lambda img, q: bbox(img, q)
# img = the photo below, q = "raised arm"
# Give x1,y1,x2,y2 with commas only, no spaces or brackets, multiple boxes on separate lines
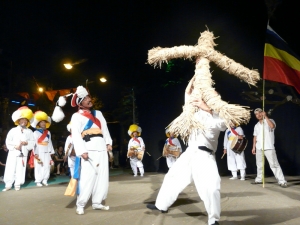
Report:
262,112,275,129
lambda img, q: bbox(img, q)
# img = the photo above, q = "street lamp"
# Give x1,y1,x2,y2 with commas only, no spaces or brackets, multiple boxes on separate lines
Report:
38,87,44,92
63,63,73,70
99,77,107,83
63,59,88,70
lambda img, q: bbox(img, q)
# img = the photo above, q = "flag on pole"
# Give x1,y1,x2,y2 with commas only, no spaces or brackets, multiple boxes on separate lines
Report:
263,25,300,94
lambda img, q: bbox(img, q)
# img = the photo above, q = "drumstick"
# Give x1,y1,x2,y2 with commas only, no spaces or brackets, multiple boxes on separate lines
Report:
146,151,151,156
156,156,163,160
221,152,226,159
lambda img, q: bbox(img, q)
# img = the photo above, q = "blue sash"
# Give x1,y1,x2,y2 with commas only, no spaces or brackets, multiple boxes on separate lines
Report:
83,110,97,131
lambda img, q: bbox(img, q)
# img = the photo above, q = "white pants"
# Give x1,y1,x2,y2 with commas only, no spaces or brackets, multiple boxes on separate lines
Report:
76,150,109,209
166,156,177,168
130,157,144,176
255,149,286,184
68,156,76,178
155,147,220,225
4,152,27,188
34,152,51,183
227,148,246,177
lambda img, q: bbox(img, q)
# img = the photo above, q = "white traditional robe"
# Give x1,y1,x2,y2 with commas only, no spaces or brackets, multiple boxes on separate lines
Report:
4,126,35,188
253,119,286,184
164,137,182,168
223,127,246,172
71,109,112,210
64,135,76,177
128,137,145,176
155,110,227,225
33,129,55,183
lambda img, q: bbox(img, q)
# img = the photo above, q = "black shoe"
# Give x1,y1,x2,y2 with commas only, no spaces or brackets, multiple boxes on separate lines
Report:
146,204,168,213
211,221,219,225
251,181,262,184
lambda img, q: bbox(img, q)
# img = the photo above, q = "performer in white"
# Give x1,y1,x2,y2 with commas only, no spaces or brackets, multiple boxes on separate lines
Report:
3,106,35,191
52,86,112,215
146,30,259,225
31,111,55,187
64,123,76,177
127,124,145,177
223,125,246,180
147,79,227,225
164,130,182,168
252,108,287,187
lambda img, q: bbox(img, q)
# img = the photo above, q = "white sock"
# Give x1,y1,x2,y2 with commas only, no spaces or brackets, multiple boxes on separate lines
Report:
232,171,237,177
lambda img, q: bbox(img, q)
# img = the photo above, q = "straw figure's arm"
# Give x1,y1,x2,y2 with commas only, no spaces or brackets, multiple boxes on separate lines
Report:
148,31,260,86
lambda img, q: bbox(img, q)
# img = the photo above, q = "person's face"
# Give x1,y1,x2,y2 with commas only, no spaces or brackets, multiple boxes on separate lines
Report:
58,146,63,152
255,111,263,120
80,96,93,109
39,121,47,129
133,132,138,137
169,132,174,138
18,118,28,128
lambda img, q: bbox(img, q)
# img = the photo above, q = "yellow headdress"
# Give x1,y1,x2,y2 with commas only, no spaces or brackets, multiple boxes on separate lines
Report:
31,111,51,129
165,128,177,138
11,106,34,127
128,124,142,137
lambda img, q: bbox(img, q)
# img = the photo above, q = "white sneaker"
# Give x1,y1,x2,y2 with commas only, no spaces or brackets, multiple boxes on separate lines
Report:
76,208,84,215
140,174,144,177
15,187,20,191
42,181,48,186
133,174,137,177
2,187,11,192
229,177,238,180
240,177,245,181
36,183,43,187
92,205,109,210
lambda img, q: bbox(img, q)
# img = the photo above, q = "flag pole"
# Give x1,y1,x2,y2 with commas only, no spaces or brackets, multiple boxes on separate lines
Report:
262,79,265,188
262,19,269,188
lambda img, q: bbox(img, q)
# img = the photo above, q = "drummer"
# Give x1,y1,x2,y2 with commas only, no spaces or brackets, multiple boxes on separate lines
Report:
127,124,145,177
163,130,182,168
223,124,246,180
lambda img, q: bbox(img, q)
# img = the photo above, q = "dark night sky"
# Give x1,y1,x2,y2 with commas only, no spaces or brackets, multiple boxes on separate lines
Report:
1,0,299,88
1,0,300,173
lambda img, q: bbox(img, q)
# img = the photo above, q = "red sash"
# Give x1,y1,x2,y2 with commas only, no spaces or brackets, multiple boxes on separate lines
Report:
38,130,48,144
133,138,140,144
80,110,101,129
168,138,175,146
230,128,239,136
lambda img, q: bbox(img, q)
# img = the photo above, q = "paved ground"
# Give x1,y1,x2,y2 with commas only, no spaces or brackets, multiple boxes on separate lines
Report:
0,170,300,225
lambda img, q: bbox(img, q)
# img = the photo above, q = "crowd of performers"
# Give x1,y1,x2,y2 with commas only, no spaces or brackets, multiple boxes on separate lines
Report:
0,83,288,225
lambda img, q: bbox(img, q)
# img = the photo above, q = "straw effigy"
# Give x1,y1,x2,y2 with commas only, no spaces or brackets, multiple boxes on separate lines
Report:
148,30,260,142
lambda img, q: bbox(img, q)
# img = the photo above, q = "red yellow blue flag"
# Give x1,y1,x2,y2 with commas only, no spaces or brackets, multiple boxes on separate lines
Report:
264,25,300,93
